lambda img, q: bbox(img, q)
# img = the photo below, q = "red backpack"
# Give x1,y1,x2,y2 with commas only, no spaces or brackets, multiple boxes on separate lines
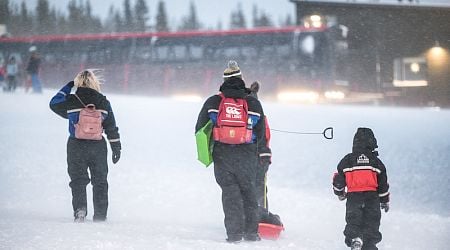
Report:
74,94,103,140
213,94,253,144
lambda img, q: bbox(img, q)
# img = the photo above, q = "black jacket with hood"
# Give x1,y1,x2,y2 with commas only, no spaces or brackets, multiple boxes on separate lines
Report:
333,128,390,203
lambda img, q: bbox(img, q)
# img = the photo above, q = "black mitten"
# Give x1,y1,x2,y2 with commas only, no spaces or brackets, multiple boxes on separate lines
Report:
110,141,121,164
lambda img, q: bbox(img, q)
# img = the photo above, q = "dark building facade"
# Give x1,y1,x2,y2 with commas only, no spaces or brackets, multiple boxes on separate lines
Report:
291,0,450,106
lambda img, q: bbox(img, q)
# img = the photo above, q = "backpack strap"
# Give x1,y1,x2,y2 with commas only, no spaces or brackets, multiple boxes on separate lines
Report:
74,94,87,108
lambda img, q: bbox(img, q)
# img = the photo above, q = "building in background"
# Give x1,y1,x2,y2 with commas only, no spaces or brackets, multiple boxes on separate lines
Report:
291,0,450,106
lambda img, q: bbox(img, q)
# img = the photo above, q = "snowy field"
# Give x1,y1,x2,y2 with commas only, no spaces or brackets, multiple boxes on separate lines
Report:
0,89,449,250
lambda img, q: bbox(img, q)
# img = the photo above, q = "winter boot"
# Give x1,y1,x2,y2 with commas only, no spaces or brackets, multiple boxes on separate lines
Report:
244,233,261,241
93,215,107,222
74,208,87,223
351,237,363,250
226,234,243,243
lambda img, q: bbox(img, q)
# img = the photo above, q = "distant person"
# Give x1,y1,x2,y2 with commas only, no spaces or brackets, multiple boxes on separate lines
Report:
195,61,271,242
5,56,18,92
26,46,42,93
248,81,283,227
49,70,121,222
0,62,5,90
332,128,390,250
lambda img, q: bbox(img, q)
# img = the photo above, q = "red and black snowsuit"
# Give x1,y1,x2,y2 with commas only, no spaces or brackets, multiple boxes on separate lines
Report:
333,128,390,250
195,77,270,241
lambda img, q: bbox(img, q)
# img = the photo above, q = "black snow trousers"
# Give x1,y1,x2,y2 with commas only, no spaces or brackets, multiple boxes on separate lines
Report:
67,137,109,220
255,162,268,211
344,191,382,250
213,143,259,239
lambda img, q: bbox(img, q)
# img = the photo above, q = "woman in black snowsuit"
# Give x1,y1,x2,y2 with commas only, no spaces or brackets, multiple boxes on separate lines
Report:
333,128,390,250
50,70,121,222
195,61,271,242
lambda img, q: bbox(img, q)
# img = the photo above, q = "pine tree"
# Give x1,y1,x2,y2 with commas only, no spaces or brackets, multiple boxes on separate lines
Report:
56,10,68,34
123,0,133,31
84,0,102,33
230,3,246,29
114,10,123,32
68,0,82,33
134,0,148,32
36,0,50,34
47,7,57,34
252,5,273,28
258,11,272,27
155,0,168,32
179,1,201,31
104,5,116,32
252,4,258,28
19,1,32,35
284,14,293,27
0,0,10,26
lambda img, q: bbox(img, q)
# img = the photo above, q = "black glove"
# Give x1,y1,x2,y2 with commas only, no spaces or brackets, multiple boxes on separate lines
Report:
110,141,121,164
112,149,120,164
380,202,389,213
337,192,347,201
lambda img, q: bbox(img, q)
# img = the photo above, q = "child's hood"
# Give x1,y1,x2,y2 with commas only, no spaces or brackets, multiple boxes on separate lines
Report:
352,127,378,152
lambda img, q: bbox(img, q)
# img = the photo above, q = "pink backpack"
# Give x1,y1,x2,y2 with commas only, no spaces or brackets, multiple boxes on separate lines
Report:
74,94,103,140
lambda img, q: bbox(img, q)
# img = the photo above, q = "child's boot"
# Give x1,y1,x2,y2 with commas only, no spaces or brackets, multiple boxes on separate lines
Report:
74,208,86,223
351,237,363,250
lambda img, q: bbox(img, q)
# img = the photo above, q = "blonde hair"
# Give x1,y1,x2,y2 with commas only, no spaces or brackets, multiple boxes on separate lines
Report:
74,69,103,92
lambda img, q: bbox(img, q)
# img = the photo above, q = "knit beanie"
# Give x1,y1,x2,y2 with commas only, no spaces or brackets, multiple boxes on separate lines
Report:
223,60,242,79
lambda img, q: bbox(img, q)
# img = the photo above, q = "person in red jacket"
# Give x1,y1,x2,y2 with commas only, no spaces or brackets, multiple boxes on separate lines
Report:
333,128,390,250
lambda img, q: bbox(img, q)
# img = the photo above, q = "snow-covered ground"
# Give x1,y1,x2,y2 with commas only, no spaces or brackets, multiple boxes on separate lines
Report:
0,89,449,249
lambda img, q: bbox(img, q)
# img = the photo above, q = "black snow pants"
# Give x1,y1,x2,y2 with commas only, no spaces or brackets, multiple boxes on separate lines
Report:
213,143,259,239
255,162,268,212
67,137,109,220
344,191,382,250
255,162,282,226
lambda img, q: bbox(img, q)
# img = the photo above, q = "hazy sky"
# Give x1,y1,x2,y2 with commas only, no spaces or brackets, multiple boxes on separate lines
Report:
14,0,450,29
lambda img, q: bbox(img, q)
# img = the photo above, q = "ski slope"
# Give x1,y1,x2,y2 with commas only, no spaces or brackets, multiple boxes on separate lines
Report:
0,89,449,249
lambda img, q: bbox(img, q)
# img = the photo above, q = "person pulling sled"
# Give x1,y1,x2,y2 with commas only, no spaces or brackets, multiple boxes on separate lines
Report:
249,81,284,240
195,61,271,243
248,81,283,230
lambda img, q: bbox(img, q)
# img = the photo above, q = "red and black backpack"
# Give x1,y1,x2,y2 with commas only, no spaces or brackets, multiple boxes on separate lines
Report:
213,93,253,144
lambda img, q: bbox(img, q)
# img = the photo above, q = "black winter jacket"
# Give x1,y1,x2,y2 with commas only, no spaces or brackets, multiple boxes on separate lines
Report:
50,83,121,148
333,128,390,203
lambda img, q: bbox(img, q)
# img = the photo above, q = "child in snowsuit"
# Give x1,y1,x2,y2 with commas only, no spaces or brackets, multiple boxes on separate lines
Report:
333,128,390,250
49,70,121,222
248,81,282,227
195,61,271,242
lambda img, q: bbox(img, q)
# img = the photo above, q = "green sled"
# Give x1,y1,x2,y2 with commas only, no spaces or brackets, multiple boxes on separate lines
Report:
195,120,214,167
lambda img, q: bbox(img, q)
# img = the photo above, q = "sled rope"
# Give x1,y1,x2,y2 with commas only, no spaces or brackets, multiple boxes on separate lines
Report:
270,127,334,139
